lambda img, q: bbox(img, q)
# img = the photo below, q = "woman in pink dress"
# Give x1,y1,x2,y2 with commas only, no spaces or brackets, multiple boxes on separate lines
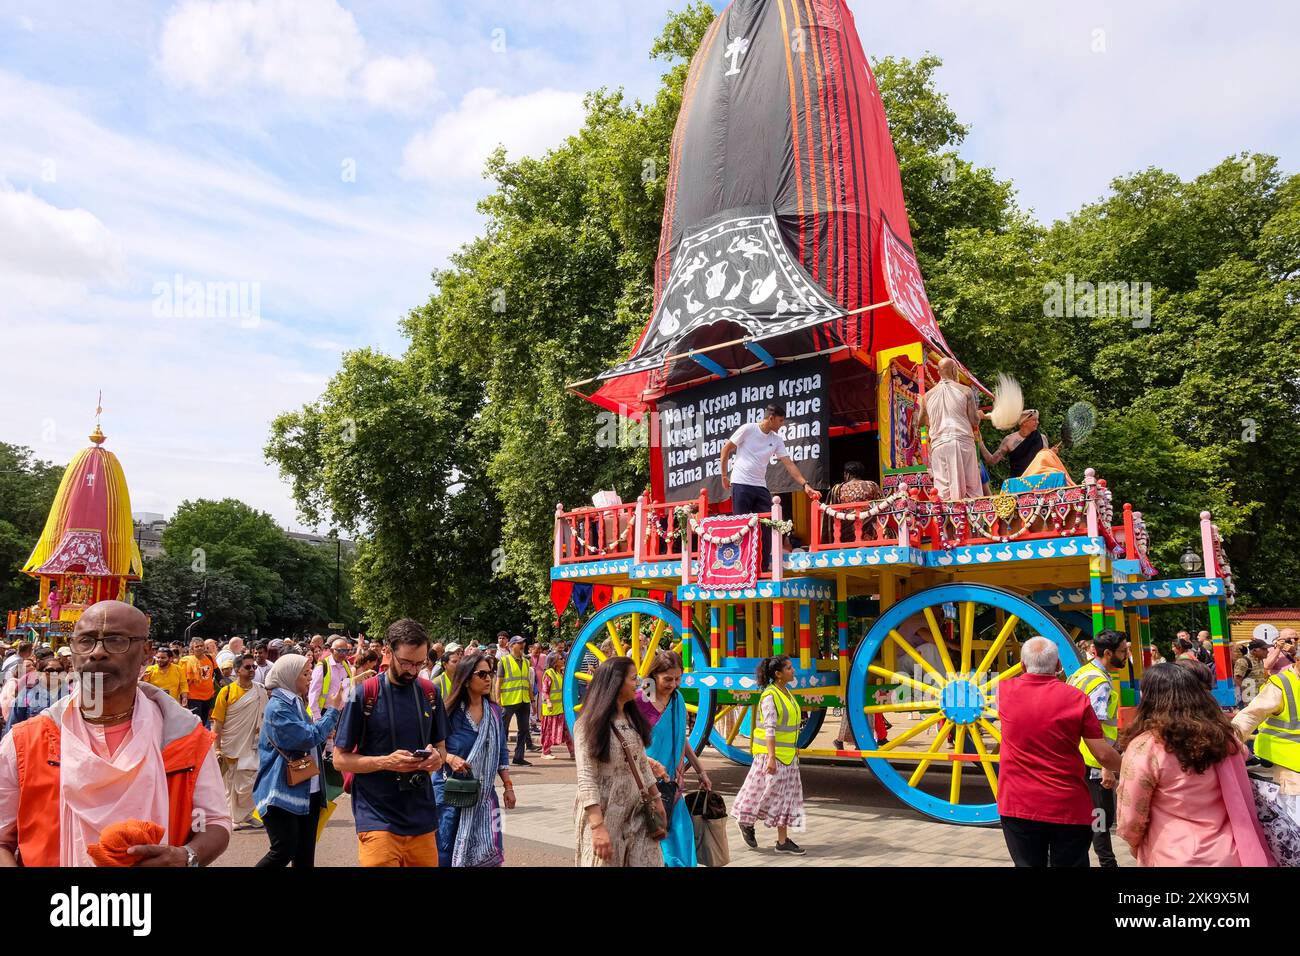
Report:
1116,663,1274,866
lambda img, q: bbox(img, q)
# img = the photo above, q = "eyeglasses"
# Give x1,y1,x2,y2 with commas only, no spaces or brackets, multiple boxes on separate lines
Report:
471,670,493,680
70,635,150,654
393,657,425,670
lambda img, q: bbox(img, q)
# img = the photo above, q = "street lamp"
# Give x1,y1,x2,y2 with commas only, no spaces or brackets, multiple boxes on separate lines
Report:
1179,549,1203,575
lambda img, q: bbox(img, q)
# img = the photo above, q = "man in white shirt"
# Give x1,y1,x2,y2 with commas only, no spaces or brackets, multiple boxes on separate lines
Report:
719,403,820,567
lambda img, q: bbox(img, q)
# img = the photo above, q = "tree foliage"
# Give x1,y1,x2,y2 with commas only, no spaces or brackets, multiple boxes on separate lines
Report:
265,8,1300,645
0,443,63,613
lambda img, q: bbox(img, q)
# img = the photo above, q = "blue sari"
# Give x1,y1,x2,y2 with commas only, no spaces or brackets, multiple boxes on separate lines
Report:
644,690,696,867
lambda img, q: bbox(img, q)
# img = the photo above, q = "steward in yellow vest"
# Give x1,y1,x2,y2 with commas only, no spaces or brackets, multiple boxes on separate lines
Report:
1065,629,1128,869
542,667,565,717
498,648,532,706
1253,668,1300,772
750,678,799,765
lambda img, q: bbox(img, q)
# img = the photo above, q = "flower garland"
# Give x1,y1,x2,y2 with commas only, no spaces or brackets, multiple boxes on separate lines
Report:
820,491,909,523
690,513,759,545
570,518,633,555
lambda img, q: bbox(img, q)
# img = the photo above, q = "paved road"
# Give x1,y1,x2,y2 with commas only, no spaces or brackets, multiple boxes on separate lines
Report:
217,728,1134,867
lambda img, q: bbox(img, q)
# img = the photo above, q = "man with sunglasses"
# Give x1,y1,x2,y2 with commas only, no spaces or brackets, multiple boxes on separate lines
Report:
0,600,231,867
211,654,268,830
333,618,449,867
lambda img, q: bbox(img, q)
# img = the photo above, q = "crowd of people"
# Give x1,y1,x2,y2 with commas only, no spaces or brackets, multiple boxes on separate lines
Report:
1,599,1295,869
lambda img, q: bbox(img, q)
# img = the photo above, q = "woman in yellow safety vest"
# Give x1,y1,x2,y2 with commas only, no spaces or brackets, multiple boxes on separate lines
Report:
539,652,574,759
732,656,807,855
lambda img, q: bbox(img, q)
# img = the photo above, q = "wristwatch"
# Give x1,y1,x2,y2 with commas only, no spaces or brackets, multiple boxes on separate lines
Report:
183,844,199,868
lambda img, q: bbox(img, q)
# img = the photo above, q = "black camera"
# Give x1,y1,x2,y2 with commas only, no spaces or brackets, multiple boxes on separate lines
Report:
397,771,430,791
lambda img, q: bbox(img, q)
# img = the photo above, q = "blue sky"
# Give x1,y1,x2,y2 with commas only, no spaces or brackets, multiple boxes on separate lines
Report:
2,0,1297,531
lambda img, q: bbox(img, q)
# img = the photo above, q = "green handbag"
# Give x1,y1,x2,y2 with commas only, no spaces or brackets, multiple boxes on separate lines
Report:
442,770,481,808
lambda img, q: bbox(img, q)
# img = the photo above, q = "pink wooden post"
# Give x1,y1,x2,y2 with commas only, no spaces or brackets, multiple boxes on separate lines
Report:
898,496,911,549
633,493,646,564
811,497,823,552
771,496,784,583
1199,511,1217,578
1084,468,1099,538
1122,503,1136,559
553,503,565,565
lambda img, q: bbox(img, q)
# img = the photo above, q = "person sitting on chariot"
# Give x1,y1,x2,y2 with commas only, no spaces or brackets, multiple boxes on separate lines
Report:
822,461,883,542
979,408,1074,491
919,358,982,502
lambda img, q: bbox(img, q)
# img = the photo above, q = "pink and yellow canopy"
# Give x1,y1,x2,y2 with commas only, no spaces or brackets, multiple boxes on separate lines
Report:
23,426,143,581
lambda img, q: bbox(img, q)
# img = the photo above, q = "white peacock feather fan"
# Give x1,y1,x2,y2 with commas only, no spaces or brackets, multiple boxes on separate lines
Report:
989,374,1024,430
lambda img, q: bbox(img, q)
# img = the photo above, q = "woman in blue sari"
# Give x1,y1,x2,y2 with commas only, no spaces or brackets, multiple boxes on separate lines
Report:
636,651,712,867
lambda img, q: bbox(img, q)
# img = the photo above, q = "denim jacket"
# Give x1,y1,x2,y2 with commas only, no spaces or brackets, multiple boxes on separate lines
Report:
253,688,340,817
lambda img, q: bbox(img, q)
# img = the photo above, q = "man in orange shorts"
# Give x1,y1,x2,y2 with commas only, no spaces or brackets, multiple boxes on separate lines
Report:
331,619,447,866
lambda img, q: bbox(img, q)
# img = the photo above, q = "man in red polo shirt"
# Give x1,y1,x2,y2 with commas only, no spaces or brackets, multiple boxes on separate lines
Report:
996,636,1122,866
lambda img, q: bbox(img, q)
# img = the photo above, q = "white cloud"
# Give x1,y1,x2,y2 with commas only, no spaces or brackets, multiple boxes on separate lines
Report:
358,54,438,114
157,0,437,112
401,87,587,182
0,183,124,281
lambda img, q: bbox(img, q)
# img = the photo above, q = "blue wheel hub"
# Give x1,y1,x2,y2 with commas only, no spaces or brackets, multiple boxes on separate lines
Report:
939,678,985,725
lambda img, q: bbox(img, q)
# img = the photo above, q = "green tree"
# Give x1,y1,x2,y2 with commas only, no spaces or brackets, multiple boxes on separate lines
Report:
0,443,63,613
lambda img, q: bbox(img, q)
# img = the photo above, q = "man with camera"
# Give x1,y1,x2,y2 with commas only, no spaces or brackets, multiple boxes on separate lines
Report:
332,619,449,867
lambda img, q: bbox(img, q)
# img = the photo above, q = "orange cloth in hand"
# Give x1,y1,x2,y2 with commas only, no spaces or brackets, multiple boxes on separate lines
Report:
87,820,166,867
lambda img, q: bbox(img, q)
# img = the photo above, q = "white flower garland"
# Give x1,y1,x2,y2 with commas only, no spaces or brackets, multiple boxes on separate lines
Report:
820,490,909,522
691,513,759,545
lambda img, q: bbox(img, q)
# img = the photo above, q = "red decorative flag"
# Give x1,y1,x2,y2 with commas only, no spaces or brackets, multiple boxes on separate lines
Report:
696,514,761,591
550,581,574,624
591,585,613,612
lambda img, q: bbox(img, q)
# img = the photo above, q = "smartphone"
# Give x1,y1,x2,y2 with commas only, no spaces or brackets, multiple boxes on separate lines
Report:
411,749,432,761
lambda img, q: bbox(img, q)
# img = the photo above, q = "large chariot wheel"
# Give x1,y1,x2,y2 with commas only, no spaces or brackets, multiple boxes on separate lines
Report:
847,583,1080,825
563,599,714,754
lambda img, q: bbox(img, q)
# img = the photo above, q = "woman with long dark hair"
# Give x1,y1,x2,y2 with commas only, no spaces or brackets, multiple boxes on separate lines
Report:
573,656,665,867
434,652,515,867
1116,663,1273,866
635,650,712,866
733,655,807,855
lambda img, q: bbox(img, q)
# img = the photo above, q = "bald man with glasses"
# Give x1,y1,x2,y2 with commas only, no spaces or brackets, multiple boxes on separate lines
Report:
0,600,231,867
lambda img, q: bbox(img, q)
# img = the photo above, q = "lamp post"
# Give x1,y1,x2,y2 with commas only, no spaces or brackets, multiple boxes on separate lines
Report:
1179,549,1203,576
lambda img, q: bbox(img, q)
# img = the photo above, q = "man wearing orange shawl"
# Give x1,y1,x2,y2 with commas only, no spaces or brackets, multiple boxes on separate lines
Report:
0,601,231,867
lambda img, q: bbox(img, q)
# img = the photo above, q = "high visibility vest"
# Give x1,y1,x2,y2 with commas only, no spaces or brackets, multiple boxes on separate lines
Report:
1254,669,1300,772
499,654,531,706
437,670,452,700
542,668,564,717
10,711,211,866
750,684,799,766
1068,661,1118,769
312,658,353,717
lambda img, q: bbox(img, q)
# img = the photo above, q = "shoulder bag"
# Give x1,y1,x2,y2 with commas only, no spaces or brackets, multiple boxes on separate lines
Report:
614,726,667,841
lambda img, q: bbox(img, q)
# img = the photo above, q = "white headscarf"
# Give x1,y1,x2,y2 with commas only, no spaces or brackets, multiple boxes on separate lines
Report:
265,653,308,695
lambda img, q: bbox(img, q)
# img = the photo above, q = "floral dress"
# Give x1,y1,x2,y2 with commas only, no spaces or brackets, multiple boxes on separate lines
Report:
733,690,806,831
573,717,664,867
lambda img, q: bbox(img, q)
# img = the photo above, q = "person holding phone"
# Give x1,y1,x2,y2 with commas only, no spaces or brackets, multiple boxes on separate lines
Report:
332,619,448,868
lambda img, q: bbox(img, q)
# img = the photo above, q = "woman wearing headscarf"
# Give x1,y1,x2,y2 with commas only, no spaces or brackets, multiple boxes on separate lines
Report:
636,650,711,866
436,652,515,867
252,654,347,867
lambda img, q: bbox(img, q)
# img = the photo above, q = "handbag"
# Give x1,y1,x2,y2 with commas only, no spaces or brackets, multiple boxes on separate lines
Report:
654,699,682,809
274,745,319,787
685,788,729,867
614,727,668,841
443,770,481,808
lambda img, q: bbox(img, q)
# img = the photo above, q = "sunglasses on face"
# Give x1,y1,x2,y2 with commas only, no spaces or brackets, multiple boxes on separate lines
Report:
472,670,493,680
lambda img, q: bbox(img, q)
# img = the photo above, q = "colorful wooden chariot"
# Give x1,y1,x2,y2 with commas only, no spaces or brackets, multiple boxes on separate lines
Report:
553,0,1238,825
